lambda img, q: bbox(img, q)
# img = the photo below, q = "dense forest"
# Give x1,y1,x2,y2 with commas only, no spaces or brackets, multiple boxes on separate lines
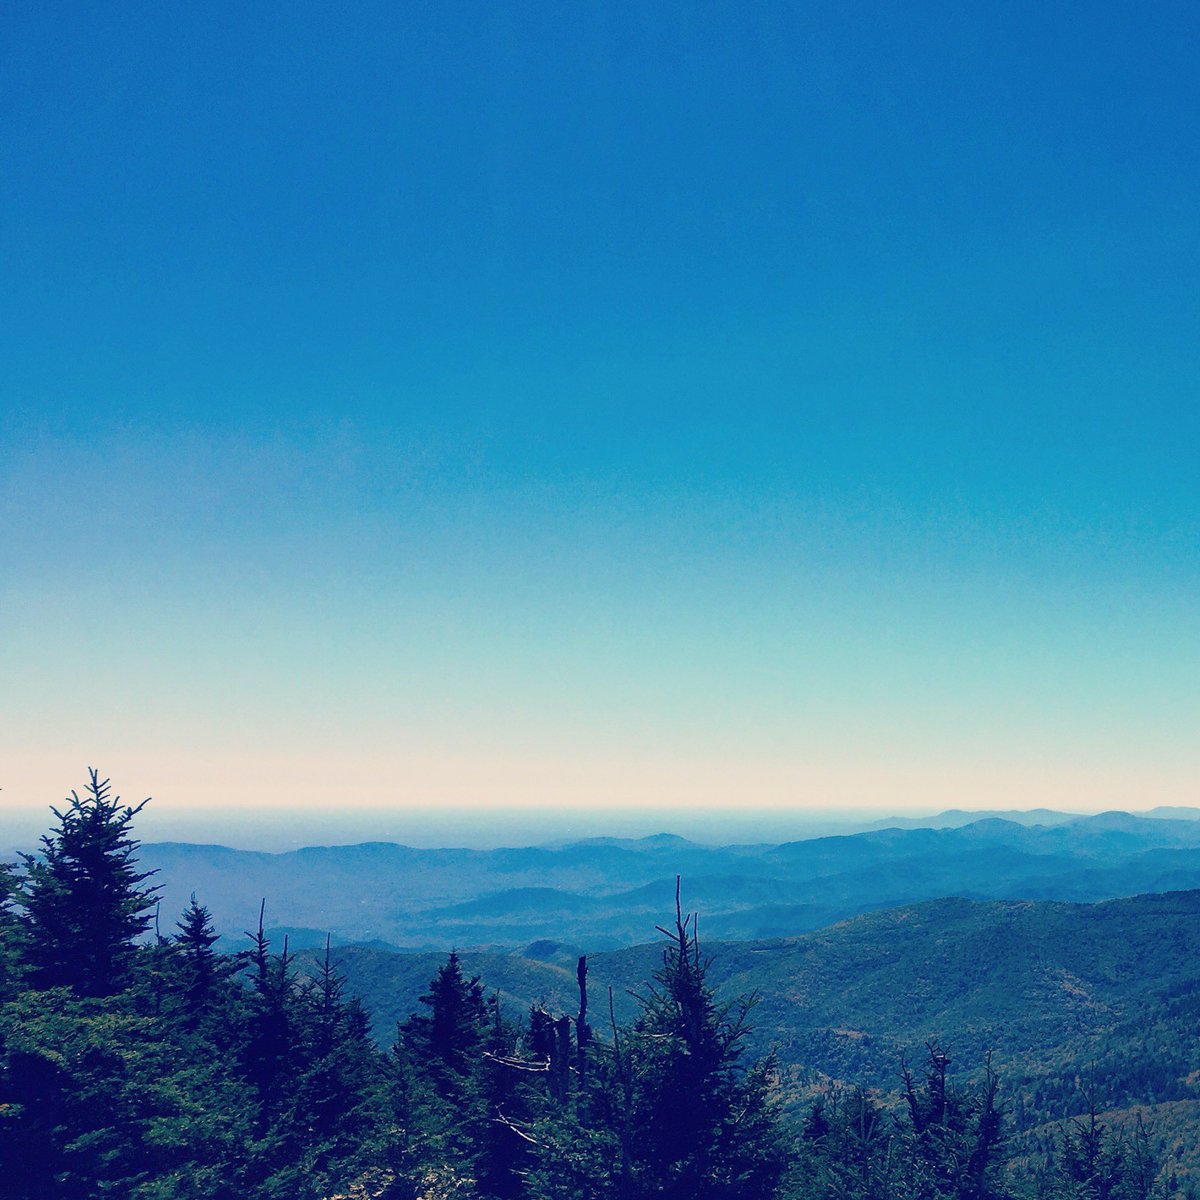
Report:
0,775,1190,1199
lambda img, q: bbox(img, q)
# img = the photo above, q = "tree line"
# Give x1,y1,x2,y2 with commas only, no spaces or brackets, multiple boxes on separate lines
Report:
0,772,1182,1199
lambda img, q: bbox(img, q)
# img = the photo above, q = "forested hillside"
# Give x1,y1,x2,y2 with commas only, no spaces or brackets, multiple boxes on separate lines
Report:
2,776,1196,1199
310,891,1200,1119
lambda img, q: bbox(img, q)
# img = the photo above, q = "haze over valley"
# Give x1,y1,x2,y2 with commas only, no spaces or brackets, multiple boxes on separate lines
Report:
134,808,1200,952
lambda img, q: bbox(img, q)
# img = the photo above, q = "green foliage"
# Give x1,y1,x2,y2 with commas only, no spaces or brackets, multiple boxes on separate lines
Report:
0,986,253,1200
523,1103,622,1200
172,893,236,1025
782,1044,1011,1200
0,774,1190,1200
0,859,27,1004
894,1044,1008,1200
292,890,1200,1146
786,1088,896,1200
1027,1103,1172,1200
615,893,790,1200
408,951,491,1078
19,769,159,997
524,882,791,1200
385,951,506,1196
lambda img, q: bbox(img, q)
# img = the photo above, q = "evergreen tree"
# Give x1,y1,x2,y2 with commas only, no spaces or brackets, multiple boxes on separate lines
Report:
785,1087,894,1200
6,776,1186,1200
0,859,27,1004
786,1048,1014,1200
618,879,790,1200
19,769,158,997
272,938,387,1200
1042,1102,1171,1200
380,1029,454,1199
173,893,235,1028
241,902,299,1130
392,952,495,1195
410,951,491,1076
896,1043,1009,1200
475,997,543,1199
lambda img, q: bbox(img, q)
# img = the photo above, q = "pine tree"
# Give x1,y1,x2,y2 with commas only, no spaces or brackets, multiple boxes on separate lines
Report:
241,901,298,1126
411,951,490,1075
893,1043,1010,1200
619,879,790,1200
393,952,495,1194
19,769,159,997
381,1029,448,1198
1044,1098,1171,1200
173,892,234,1026
260,938,387,1200
784,1087,893,1200
0,860,27,1004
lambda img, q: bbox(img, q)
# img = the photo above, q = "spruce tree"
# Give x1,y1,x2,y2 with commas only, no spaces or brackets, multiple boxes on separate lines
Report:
173,893,236,1029
394,952,494,1193
620,879,789,1200
412,951,490,1075
785,1088,892,1200
272,940,386,1200
897,1043,1008,1200
242,901,298,1128
19,769,159,997
0,860,27,1004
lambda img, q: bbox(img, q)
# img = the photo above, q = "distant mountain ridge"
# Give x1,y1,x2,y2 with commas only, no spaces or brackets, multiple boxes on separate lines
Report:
864,807,1082,829
864,805,1200,830
135,809,1200,952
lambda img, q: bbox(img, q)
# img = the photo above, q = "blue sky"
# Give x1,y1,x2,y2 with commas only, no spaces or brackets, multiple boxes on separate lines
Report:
2,3,1197,822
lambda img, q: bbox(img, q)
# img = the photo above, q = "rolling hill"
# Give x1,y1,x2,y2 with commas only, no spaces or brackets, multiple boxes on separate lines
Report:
300,888,1200,1140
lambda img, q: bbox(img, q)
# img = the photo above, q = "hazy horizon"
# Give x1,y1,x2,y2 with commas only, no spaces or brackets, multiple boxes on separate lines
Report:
2,793,1192,855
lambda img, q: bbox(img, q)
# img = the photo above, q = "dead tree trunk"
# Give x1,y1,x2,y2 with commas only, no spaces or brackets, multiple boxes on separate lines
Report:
553,1014,571,1101
576,954,590,1086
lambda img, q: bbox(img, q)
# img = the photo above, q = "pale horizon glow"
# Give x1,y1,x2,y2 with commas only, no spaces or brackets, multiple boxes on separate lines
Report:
1,751,1189,819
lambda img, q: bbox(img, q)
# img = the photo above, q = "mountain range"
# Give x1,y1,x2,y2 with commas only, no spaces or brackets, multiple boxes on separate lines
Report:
138,809,1200,951
118,808,1200,1177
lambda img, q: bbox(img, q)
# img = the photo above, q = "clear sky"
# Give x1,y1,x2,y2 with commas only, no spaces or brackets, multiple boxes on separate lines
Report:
2,3,1197,824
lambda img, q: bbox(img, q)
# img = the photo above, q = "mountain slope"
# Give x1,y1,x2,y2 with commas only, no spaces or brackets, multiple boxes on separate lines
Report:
309,889,1200,1133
